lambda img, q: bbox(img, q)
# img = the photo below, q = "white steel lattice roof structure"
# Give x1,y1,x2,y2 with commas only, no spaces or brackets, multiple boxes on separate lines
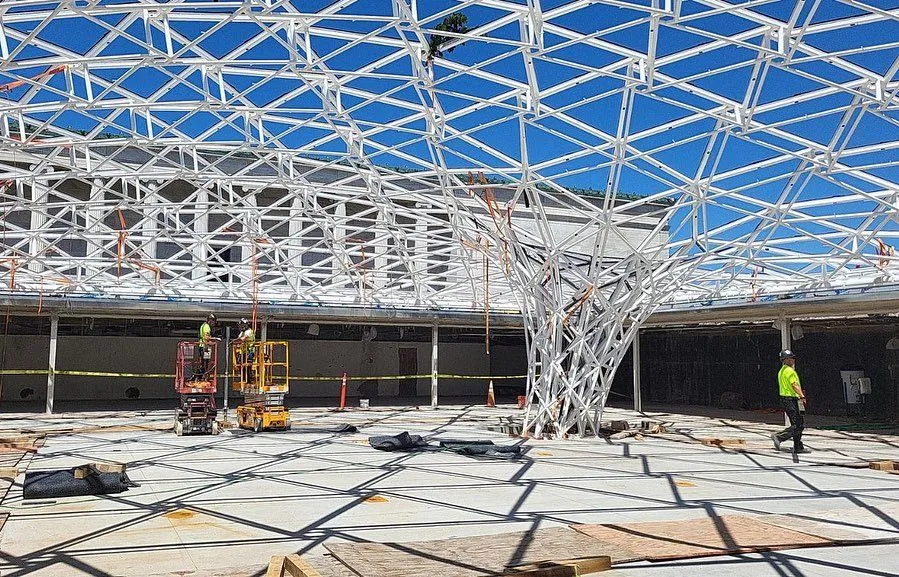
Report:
0,1,897,435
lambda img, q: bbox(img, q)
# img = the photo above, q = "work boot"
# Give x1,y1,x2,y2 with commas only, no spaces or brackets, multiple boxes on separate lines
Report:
770,433,781,451
794,447,811,454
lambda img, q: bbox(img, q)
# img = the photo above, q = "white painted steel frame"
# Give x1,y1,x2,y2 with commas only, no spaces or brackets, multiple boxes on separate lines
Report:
0,1,897,436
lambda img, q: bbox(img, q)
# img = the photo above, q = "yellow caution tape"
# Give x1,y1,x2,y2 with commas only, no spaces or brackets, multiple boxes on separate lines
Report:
61,370,175,378
289,374,525,381
0,369,173,378
0,369,525,381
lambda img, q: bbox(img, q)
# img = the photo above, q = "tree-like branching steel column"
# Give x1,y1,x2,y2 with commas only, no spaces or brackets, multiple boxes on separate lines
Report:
0,1,897,436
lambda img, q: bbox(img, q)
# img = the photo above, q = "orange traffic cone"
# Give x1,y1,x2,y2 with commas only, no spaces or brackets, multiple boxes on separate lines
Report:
486,379,496,407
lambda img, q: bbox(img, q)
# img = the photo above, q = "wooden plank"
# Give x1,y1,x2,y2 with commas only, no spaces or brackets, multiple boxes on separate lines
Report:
284,554,323,577
325,527,640,577
573,516,832,562
869,461,896,471
0,447,36,454
73,462,127,479
506,565,577,577
266,554,322,577
700,438,746,447
506,556,611,575
0,467,18,478
93,462,126,474
267,556,286,577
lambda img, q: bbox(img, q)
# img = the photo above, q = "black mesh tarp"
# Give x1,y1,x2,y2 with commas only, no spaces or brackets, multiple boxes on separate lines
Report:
24,469,135,500
369,432,429,451
369,433,522,458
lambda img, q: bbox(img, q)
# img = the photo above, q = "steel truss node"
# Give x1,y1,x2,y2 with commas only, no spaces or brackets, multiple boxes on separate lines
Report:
1,1,897,436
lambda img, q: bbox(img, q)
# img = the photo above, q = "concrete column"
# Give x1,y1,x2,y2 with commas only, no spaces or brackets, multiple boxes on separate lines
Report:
241,187,257,285
142,181,158,262
633,330,642,412
46,314,59,414
192,185,208,281
29,179,48,273
332,202,346,279
223,325,230,417
780,315,791,426
780,315,791,351
86,180,104,277
260,319,268,342
414,209,430,296
373,233,387,289
431,324,439,408
289,193,303,270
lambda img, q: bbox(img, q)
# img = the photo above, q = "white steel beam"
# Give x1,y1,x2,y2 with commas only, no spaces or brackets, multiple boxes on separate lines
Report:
0,0,895,436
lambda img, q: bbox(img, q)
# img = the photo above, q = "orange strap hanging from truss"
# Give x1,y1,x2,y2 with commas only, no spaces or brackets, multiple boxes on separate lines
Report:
116,208,161,283
0,258,17,290
876,238,894,269
249,236,271,332
0,65,66,93
251,245,259,332
116,208,128,276
130,259,160,283
477,172,501,221
750,266,762,302
562,285,594,326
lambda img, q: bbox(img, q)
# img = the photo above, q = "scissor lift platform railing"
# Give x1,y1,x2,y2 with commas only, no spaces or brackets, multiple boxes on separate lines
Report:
232,340,290,432
174,341,219,435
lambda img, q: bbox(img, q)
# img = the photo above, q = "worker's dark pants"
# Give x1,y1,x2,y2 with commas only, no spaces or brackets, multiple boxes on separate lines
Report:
775,396,805,451
198,346,211,377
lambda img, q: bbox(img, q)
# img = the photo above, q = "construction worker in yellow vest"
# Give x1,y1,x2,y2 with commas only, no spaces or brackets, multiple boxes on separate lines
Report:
771,349,810,454
232,318,255,384
197,313,220,379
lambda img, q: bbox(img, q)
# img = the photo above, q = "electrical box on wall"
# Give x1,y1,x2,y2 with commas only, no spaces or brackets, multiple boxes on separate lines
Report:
858,377,872,395
840,370,865,405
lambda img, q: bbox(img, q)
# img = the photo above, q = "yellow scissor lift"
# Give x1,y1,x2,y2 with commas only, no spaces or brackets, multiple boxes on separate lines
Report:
232,341,291,432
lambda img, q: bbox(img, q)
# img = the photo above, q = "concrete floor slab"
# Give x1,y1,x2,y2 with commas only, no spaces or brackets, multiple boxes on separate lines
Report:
1,405,898,577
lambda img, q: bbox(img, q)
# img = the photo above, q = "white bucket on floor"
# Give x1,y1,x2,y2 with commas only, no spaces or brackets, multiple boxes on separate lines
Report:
359,398,370,409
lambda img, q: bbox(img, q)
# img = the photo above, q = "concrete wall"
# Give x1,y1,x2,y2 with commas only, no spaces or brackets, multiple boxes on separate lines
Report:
0,334,512,403
0,335,181,402
609,323,899,420
0,335,50,402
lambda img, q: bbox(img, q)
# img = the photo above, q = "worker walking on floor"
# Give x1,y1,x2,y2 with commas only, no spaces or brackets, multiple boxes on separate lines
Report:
232,318,255,384
771,349,810,454
197,313,220,379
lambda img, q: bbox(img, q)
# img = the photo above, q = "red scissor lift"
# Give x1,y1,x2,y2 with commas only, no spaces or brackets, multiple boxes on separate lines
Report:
174,341,219,436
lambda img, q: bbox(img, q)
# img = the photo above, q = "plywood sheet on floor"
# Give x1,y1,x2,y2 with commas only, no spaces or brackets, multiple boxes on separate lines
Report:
572,515,833,561
325,527,641,577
